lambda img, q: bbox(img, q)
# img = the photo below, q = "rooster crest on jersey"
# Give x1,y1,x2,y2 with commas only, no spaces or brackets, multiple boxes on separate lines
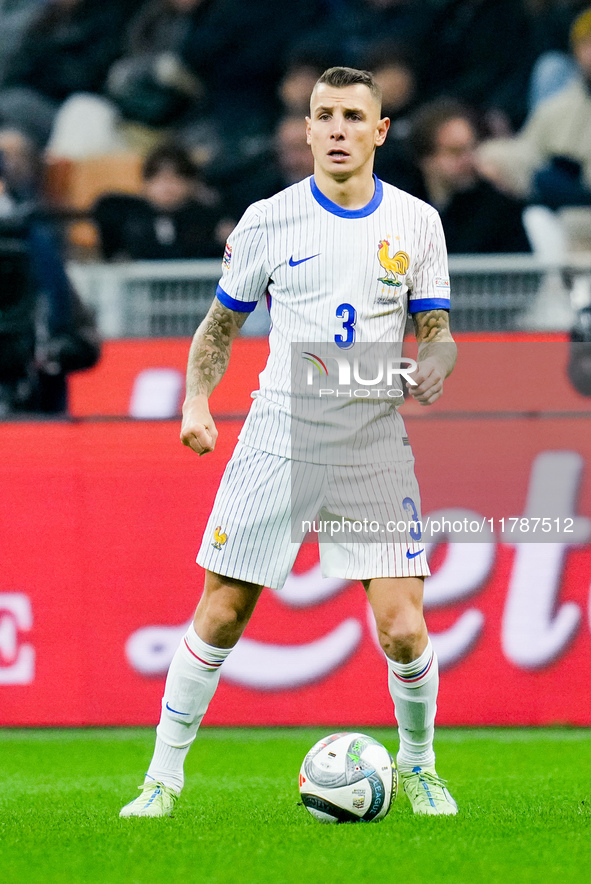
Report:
212,526,228,549
377,239,409,287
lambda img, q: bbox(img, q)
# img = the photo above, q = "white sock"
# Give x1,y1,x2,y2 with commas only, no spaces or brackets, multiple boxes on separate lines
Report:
146,625,232,792
386,639,438,772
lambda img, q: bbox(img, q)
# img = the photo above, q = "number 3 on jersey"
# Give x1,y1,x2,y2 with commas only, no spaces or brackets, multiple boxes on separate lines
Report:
335,302,357,349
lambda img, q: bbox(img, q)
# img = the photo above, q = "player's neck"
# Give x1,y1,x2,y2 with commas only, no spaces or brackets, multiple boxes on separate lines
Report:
313,166,376,210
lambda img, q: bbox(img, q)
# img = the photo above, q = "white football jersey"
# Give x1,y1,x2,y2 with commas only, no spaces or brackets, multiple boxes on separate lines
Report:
216,175,450,464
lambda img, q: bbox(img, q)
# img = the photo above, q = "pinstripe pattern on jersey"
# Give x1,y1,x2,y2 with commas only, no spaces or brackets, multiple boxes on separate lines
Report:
216,176,450,463
289,341,409,465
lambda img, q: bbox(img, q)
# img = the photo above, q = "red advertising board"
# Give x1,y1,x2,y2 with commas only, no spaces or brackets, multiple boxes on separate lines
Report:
68,337,269,419
1,411,591,726
68,333,591,419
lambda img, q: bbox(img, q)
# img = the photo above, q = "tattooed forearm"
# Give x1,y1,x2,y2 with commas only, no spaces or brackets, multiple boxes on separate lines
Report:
185,298,249,399
412,309,457,378
412,309,453,343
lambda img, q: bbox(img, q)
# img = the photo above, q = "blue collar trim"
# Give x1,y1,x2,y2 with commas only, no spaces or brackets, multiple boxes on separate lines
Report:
309,174,383,218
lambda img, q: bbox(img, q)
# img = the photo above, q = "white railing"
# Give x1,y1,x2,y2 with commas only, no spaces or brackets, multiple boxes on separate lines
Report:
67,254,591,339
67,259,221,339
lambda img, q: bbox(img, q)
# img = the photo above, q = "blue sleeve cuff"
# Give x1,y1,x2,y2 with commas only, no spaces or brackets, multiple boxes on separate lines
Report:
408,297,450,314
216,284,259,313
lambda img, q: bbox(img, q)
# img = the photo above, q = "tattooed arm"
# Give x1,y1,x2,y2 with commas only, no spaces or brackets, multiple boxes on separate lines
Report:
180,298,249,455
409,309,457,406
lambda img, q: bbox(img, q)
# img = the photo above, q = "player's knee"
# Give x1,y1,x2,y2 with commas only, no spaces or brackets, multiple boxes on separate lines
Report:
202,597,246,631
374,610,424,661
195,592,254,646
197,574,261,641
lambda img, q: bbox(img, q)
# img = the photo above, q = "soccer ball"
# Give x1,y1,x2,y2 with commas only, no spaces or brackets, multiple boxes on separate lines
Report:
299,732,397,823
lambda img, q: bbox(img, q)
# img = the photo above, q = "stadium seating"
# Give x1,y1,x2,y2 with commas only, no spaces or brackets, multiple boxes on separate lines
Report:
44,153,144,252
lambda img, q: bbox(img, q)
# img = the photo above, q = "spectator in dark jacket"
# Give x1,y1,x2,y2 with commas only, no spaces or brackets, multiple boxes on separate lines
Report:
105,0,206,129
212,115,315,221
421,0,563,133
363,43,421,184
305,0,431,75
395,98,532,253
0,0,141,146
0,137,100,415
178,0,324,136
93,143,224,260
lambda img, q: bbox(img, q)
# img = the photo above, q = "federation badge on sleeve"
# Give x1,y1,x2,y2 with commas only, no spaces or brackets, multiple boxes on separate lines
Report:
223,242,232,270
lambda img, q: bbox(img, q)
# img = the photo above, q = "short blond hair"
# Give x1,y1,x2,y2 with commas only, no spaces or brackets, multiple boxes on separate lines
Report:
314,66,382,109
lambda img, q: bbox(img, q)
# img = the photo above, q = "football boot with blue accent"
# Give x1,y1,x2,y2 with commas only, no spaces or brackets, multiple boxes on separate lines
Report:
119,780,178,818
399,766,458,815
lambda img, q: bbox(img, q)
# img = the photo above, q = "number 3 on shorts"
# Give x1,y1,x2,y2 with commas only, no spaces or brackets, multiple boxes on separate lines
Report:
335,302,356,349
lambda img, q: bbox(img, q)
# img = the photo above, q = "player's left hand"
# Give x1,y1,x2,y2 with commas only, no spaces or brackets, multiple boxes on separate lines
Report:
407,358,445,406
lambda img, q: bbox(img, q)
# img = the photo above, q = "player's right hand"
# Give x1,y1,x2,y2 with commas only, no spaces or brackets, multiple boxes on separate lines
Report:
180,395,218,455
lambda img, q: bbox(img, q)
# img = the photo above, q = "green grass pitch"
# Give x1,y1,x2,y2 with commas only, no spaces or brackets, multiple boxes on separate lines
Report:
1,727,590,883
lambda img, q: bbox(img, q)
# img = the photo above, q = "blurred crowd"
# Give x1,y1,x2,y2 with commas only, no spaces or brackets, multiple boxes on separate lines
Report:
3,0,591,412
2,0,591,252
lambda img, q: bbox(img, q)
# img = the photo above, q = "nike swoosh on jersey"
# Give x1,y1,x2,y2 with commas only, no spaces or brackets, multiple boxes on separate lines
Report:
406,549,424,559
289,253,320,266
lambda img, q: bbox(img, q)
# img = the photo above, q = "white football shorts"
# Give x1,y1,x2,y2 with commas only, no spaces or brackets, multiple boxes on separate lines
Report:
197,442,430,589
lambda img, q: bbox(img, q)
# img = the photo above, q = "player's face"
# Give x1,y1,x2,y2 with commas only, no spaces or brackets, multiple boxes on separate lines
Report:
306,83,389,181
